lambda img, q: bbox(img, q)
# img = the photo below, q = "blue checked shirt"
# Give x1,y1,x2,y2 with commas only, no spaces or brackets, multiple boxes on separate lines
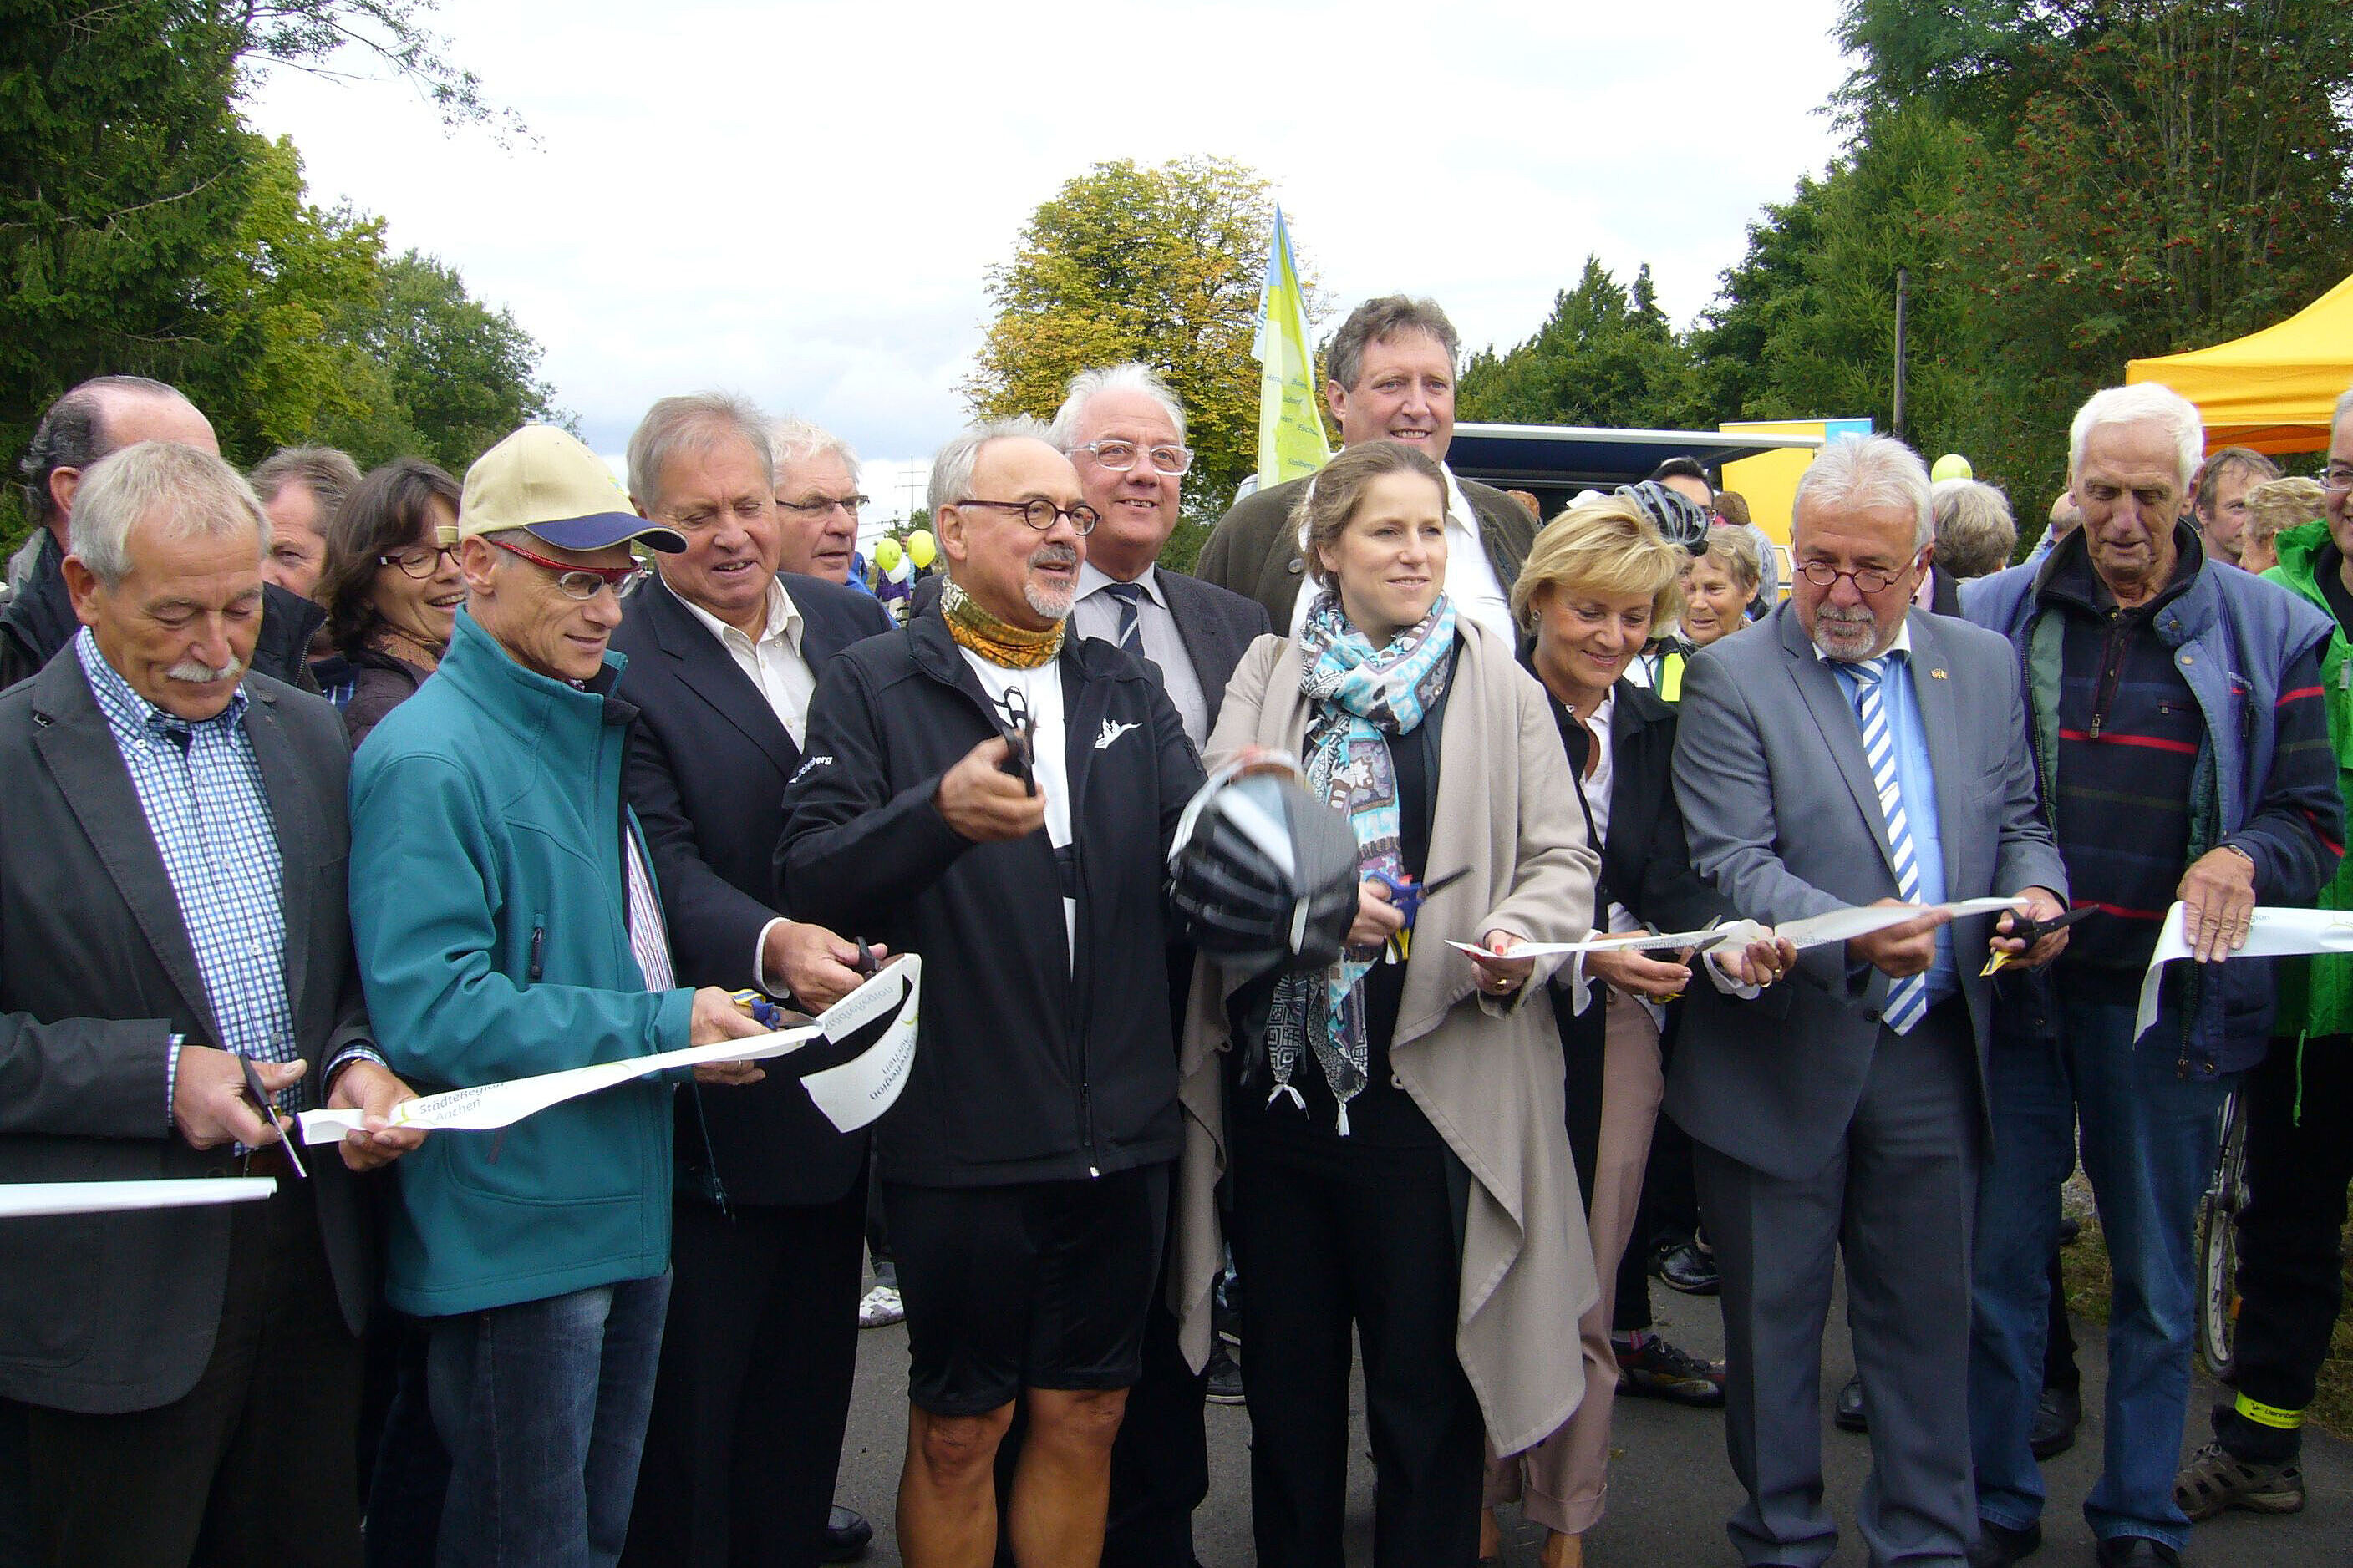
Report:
76,631,304,1125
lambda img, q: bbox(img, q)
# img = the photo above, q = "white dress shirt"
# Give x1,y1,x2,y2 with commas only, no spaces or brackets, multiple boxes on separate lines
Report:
958,649,1076,963
1288,461,1515,642
678,576,816,748
1072,561,1210,747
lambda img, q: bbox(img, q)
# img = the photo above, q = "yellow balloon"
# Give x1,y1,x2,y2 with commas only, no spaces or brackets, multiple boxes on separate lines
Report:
1930,453,1974,482
873,537,902,572
907,529,938,570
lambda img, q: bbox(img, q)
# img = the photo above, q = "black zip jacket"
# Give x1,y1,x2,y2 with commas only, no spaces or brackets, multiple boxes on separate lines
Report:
775,611,1205,1186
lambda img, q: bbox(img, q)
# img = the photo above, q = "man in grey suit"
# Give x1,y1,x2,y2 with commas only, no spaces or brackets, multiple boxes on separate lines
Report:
0,441,423,1565
1669,434,2071,1568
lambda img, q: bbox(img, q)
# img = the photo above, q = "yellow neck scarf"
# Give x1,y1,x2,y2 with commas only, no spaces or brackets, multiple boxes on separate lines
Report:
941,579,1064,670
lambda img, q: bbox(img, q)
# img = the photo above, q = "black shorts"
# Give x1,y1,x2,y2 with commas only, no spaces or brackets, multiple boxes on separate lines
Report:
883,1163,1171,1417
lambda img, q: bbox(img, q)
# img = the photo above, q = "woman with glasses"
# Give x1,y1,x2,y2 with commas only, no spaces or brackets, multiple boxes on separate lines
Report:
1183,438,1598,1567
316,459,465,750
1481,498,1791,1568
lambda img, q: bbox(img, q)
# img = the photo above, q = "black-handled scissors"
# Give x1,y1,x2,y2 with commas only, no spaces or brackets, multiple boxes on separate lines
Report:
994,688,1038,798
1983,906,2096,974
236,1052,307,1179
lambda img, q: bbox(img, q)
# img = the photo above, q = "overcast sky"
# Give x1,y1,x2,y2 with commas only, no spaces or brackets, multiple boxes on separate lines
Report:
241,0,1852,520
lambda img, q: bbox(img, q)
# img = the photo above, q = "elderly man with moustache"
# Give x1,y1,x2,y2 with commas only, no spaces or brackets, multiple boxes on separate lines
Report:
0,441,424,1566
1671,434,2071,1568
348,424,774,1568
610,393,891,1568
1050,363,1268,1567
5,378,326,691
1963,385,2341,1568
777,419,1204,1568
1195,295,1534,641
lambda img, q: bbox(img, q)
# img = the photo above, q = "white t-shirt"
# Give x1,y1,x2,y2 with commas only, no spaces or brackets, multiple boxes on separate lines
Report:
1288,462,1514,642
958,648,1075,962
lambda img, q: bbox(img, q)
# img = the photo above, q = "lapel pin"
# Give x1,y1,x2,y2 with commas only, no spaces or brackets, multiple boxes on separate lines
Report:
1930,668,1949,680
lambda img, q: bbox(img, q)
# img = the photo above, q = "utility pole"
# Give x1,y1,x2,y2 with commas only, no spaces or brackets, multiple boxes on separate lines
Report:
1892,266,1910,442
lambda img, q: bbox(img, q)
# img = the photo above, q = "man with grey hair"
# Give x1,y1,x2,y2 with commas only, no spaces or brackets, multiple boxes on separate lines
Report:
1962,384,2341,1568
1931,478,2019,583
779,420,1204,1568
770,417,869,583
1196,294,1535,637
0,440,424,1564
250,445,363,601
1672,432,2070,1568
612,391,889,1568
3,377,327,691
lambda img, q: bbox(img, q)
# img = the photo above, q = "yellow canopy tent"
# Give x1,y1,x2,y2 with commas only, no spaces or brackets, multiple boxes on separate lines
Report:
2125,273,2353,454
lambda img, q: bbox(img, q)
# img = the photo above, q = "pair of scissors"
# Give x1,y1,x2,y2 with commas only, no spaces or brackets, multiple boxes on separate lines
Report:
236,1053,307,1179
994,688,1038,797
1367,866,1470,962
1981,906,2097,975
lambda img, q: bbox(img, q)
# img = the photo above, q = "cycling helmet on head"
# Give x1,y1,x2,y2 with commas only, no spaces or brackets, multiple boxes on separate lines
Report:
1617,479,1712,556
1167,757,1359,981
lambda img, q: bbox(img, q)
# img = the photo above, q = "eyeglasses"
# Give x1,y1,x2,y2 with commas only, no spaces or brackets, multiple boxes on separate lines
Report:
952,497,1100,535
1071,439,1193,476
2324,464,2353,494
1795,556,1918,596
486,534,648,600
379,543,459,579
780,492,870,516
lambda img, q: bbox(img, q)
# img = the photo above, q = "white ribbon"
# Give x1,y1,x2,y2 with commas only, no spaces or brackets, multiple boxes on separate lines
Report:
1448,896,2027,961
297,955,922,1145
0,1178,278,1220
2134,905,2353,1041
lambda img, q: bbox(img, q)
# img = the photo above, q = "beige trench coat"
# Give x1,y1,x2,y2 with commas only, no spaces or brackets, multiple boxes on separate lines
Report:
1172,619,1603,1456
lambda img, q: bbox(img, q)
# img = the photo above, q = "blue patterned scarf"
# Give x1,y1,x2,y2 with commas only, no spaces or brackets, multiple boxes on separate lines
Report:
1264,590,1458,1133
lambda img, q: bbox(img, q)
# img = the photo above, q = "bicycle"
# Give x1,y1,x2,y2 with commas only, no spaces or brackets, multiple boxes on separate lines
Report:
2193,1083,2252,1381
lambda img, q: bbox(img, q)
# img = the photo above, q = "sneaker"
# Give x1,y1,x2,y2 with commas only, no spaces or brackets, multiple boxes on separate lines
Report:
1651,1239,1720,1295
2173,1439,2304,1520
1205,1342,1245,1406
856,1283,904,1329
1613,1333,1725,1408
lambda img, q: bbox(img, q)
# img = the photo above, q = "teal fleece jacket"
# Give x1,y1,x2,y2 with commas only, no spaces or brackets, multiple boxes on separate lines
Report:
349,610,694,1317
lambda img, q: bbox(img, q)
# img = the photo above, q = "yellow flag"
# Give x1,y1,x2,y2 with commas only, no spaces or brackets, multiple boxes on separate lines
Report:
1252,208,1330,487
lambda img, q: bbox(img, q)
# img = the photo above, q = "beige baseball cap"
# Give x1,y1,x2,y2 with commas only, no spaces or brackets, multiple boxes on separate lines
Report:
447,424,685,553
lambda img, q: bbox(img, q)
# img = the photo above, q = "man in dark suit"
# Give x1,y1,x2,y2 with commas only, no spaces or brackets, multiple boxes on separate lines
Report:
1669,435,2071,1568
0,441,422,1566
4,378,328,692
1039,363,1269,1568
612,393,892,1568
1193,295,1532,642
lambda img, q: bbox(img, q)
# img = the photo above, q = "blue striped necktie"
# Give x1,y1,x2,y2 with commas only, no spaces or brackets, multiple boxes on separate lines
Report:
1842,655,1928,1035
1101,581,1144,651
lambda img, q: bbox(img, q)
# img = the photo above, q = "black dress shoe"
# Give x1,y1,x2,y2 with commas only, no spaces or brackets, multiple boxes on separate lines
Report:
1966,1518,2041,1567
1652,1238,1720,1295
2094,1538,2180,1568
2029,1384,2080,1459
1834,1374,1868,1432
822,1504,872,1562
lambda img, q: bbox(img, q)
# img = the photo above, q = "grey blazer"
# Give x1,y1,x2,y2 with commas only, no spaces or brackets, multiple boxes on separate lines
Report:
0,652,374,1414
1665,602,2067,1180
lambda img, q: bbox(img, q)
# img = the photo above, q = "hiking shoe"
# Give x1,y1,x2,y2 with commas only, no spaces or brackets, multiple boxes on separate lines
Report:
1205,1342,1245,1406
856,1283,904,1329
2173,1439,2303,1520
1614,1333,1725,1407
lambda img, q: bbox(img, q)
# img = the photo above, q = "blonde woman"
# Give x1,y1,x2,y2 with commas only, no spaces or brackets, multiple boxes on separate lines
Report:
1482,499,1791,1568
1176,439,1599,1567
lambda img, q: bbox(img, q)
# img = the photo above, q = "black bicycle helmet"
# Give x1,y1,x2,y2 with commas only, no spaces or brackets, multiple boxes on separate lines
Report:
1166,759,1359,980
1616,479,1713,556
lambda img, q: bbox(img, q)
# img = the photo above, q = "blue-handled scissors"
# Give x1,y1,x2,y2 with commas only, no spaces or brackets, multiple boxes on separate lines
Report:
1367,866,1469,962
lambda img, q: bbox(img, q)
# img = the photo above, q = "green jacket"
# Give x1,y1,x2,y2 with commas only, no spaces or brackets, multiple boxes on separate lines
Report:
2263,518,2353,1040
349,611,694,1317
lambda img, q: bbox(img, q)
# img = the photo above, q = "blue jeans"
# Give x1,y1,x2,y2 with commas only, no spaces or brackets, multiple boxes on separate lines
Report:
1969,996,2231,1550
427,1272,672,1568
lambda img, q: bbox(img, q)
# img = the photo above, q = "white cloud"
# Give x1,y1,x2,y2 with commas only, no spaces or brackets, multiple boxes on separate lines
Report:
241,0,1849,460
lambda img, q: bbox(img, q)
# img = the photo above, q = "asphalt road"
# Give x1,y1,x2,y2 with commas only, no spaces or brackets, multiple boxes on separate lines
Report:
830,1268,2346,1566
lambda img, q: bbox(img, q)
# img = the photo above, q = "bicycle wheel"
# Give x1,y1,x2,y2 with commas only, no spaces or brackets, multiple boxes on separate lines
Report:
2195,1086,2249,1381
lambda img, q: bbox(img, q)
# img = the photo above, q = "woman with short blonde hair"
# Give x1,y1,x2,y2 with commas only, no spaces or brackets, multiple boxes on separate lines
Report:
1485,496,1792,1568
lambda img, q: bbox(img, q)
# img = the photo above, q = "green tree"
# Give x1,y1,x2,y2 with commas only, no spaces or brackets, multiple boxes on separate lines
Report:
964,156,1323,546
1459,257,1702,429
339,249,564,470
